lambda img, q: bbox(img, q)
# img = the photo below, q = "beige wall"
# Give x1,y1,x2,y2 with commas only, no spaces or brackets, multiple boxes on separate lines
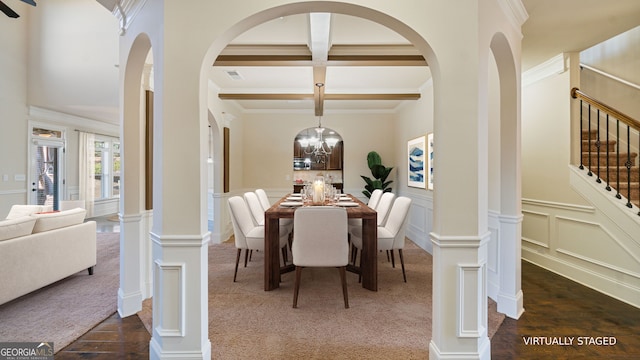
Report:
522,69,589,205
0,3,30,216
240,112,396,194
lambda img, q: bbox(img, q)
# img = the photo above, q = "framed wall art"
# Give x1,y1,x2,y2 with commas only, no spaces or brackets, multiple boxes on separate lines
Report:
407,135,426,188
427,132,434,190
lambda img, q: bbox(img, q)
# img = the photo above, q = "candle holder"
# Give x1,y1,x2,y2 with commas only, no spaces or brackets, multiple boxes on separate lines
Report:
312,175,325,205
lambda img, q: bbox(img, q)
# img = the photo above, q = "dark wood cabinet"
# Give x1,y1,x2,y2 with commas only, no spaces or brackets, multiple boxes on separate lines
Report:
293,182,342,194
327,141,343,170
293,141,302,158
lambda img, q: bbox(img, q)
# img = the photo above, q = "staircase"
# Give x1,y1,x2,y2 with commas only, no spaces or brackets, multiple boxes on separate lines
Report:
581,129,639,209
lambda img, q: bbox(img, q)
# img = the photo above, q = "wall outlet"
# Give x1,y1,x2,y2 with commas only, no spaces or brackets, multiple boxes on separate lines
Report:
2,174,8,181
14,174,25,181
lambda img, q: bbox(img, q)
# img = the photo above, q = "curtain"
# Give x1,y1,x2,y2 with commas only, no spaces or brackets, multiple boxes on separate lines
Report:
79,131,95,218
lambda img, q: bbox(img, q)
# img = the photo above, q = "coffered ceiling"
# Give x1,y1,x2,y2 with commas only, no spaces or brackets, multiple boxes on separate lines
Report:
209,13,430,116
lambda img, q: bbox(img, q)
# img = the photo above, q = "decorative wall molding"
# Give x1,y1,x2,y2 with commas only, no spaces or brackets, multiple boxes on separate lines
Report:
523,167,640,308
153,261,185,337
522,53,567,87
522,197,594,213
457,264,485,338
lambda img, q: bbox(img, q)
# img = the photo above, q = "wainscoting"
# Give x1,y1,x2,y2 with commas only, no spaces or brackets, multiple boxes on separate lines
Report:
522,195,640,309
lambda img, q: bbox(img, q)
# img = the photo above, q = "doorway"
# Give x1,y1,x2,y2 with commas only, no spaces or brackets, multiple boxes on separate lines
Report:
30,127,65,210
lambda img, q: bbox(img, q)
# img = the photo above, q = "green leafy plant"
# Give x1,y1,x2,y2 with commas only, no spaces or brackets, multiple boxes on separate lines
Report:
361,151,393,198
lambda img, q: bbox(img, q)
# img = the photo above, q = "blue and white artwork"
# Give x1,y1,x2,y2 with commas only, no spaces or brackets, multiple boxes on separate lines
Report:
408,136,426,188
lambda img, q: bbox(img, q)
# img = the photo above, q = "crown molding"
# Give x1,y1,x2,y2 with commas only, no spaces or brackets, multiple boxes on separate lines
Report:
112,0,149,36
522,53,567,87
497,0,529,34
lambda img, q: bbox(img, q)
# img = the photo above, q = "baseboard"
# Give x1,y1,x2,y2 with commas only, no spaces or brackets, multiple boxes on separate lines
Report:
523,247,640,309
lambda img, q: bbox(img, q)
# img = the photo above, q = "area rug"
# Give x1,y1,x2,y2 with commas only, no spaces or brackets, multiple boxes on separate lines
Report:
0,232,119,354
138,239,505,359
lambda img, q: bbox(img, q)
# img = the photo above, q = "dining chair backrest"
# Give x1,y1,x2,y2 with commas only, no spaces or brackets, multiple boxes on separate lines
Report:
228,196,255,249
243,191,265,226
255,188,271,211
381,196,412,249
367,189,383,209
375,192,396,226
292,206,349,267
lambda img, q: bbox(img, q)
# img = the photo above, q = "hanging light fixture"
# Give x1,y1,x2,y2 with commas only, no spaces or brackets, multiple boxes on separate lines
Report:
297,83,339,163
298,117,338,163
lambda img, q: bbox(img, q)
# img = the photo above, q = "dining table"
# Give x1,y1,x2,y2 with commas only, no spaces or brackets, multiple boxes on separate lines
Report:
264,193,378,291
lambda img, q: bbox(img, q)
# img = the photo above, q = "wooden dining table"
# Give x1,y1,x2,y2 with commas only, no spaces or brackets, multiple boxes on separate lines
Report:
264,194,378,291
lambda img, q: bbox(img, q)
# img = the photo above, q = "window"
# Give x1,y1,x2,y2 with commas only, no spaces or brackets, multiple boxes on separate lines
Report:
93,138,120,200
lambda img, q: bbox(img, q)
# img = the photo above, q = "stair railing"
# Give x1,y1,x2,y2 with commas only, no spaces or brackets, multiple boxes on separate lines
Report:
571,87,640,215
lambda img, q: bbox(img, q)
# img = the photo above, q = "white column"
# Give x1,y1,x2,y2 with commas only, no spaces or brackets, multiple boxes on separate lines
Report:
430,233,491,360
118,212,145,317
149,233,211,360
497,213,524,319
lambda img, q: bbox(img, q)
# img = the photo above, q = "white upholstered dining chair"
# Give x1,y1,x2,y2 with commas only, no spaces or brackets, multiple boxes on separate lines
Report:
228,196,289,282
255,188,272,211
292,206,350,309
350,196,412,282
367,189,384,209
349,191,396,264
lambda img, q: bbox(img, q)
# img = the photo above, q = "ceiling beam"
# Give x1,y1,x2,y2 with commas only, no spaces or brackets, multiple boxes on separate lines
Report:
218,93,420,100
213,44,427,67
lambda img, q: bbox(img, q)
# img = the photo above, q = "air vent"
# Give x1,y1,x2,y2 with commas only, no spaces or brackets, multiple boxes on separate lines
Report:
225,70,243,80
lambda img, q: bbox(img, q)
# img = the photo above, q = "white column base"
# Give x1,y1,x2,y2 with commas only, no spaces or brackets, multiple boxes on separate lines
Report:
498,289,524,319
149,231,210,360
430,232,491,360
429,338,490,360
118,288,143,318
118,212,145,317
150,339,211,360
497,214,524,319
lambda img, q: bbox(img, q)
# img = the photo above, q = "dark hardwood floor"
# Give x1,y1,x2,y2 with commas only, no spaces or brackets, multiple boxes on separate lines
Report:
55,260,640,359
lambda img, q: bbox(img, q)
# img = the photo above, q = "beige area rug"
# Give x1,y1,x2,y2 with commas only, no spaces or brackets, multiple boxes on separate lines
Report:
138,239,505,359
0,232,119,354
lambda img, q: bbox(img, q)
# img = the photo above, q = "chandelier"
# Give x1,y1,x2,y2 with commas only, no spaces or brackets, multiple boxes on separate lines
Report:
297,117,339,163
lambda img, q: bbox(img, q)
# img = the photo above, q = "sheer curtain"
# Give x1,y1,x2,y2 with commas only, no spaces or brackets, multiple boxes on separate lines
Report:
78,131,95,218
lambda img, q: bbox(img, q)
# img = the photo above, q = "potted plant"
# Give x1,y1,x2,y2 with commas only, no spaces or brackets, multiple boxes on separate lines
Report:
361,151,393,198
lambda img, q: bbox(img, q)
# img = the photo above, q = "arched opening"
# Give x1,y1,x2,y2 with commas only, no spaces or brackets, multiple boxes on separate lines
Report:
293,124,344,191
489,31,524,320
118,32,154,317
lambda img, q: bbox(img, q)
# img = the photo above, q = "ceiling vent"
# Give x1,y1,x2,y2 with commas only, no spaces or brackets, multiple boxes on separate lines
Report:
225,70,243,80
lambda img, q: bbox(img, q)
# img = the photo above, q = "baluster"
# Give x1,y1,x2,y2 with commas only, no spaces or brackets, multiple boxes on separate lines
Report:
626,125,633,208
616,120,622,200
587,104,593,176
605,114,611,191
596,109,601,183
579,100,584,170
